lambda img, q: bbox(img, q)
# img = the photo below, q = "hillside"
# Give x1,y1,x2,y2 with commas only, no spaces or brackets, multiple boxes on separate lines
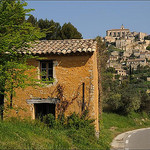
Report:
0,112,150,149
0,118,101,150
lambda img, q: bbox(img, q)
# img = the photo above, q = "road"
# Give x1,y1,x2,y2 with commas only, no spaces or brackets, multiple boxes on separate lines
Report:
124,128,150,150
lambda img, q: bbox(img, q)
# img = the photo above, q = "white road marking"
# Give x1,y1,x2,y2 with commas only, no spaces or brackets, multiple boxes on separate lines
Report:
125,148,129,150
133,131,136,134
128,134,131,138
126,140,129,144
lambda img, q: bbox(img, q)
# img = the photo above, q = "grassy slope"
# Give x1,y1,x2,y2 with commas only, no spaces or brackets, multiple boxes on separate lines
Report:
0,119,102,150
100,112,150,149
0,112,150,149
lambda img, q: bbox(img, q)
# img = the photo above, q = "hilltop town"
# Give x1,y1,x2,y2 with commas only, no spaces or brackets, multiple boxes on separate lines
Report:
104,25,150,79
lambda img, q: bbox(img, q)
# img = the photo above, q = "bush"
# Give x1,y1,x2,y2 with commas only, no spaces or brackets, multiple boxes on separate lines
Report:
120,86,141,114
66,112,94,130
104,84,141,115
43,114,56,128
146,45,150,50
139,90,150,112
42,111,94,131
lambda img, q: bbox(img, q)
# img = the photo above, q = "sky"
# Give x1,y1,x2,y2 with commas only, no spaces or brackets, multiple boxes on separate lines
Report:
26,1,150,39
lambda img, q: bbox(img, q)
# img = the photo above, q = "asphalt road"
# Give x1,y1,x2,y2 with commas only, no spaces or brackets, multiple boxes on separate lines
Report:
124,128,150,150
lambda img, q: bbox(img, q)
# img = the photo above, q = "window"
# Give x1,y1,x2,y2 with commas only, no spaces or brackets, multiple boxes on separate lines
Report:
40,61,53,81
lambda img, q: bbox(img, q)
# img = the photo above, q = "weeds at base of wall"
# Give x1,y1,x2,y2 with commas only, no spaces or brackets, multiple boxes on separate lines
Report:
43,111,95,131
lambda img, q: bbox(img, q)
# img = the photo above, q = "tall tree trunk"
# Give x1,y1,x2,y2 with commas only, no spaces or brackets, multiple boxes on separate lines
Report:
97,48,103,120
96,36,108,128
0,89,5,120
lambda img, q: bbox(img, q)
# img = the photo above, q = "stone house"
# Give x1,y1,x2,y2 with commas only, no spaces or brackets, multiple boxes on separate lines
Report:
116,39,133,50
116,68,127,76
122,51,132,61
4,39,99,135
147,77,150,82
109,55,119,61
111,51,119,56
126,58,147,69
133,50,140,57
146,52,150,60
107,61,122,69
140,52,146,59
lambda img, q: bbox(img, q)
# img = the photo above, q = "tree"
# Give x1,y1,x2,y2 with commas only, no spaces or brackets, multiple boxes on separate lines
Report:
37,19,62,40
61,22,82,39
47,20,62,40
0,0,44,119
139,90,150,112
27,15,38,27
146,45,150,50
144,35,150,40
27,16,83,40
96,36,108,121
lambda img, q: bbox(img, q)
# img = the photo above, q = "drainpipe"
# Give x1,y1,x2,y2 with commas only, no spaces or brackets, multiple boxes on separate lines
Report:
82,82,85,112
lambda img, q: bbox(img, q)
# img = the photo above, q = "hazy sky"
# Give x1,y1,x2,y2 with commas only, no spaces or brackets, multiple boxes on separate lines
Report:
26,1,150,39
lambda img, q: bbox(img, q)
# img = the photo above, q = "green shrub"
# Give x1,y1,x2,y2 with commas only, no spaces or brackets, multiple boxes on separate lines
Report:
43,114,56,128
66,112,94,130
146,45,150,50
42,111,94,131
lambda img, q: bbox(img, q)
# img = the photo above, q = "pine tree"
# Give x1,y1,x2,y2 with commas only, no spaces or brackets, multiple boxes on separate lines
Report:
27,15,38,27
61,22,82,39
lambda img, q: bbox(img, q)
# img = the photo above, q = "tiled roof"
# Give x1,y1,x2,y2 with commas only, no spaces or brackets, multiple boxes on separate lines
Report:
26,39,97,55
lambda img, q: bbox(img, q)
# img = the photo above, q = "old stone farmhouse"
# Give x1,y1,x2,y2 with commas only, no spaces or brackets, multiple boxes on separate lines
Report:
4,39,99,134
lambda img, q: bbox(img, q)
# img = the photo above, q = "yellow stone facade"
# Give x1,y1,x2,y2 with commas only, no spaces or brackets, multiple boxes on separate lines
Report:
4,51,99,133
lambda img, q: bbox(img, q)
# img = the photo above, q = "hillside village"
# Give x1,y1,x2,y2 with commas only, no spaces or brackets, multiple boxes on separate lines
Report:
104,25,150,79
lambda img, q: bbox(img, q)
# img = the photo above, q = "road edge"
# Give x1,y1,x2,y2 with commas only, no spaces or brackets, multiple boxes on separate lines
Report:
110,127,150,150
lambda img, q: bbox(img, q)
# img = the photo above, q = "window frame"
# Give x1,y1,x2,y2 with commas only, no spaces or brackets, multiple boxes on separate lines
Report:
40,60,54,82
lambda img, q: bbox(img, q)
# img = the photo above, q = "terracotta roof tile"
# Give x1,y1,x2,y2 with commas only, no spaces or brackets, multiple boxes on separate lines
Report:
28,39,97,55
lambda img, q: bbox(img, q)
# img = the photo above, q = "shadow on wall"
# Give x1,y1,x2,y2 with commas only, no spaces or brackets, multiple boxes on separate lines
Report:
55,52,92,68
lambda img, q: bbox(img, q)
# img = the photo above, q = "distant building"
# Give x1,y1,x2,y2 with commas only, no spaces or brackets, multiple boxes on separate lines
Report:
126,58,147,69
147,77,150,81
105,25,148,50
111,51,119,56
140,52,146,59
116,68,127,76
116,39,133,50
138,32,148,41
106,25,130,39
133,50,140,57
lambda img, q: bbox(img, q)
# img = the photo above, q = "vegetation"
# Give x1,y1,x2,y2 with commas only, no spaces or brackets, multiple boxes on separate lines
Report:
103,65,150,115
27,15,83,40
0,113,101,150
144,35,150,40
0,112,150,149
100,112,150,149
96,36,108,121
0,0,44,119
108,45,124,53
146,45,150,50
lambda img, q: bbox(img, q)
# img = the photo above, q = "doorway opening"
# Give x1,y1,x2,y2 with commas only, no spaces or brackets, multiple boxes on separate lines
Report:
34,103,55,120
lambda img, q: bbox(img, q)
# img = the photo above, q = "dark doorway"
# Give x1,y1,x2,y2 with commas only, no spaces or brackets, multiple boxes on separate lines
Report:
34,103,55,120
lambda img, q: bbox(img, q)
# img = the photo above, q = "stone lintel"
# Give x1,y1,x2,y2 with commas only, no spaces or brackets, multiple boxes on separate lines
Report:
26,98,60,104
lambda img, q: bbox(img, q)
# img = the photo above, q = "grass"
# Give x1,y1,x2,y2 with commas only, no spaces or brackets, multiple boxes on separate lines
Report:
0,118,102,150
0,112,150,149
99,112,150,149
